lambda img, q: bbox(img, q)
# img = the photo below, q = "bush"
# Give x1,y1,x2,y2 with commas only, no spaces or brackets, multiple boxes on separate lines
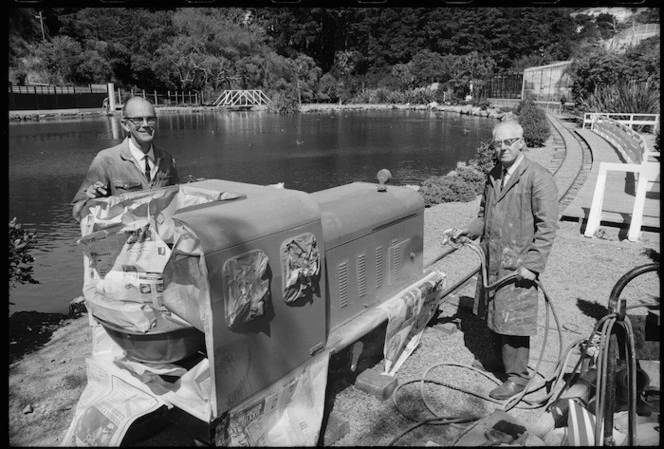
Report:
419,166,485,207
515,97,550,147
581,79,660,117
9,218,38,299
266,91,300,114
469,139,497,175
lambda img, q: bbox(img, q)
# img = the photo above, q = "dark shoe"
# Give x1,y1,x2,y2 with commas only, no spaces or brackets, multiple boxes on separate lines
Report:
489,380,526,400
472,359,504,373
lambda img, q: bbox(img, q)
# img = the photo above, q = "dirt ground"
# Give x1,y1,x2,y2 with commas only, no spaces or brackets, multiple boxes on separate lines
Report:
7,138,660,446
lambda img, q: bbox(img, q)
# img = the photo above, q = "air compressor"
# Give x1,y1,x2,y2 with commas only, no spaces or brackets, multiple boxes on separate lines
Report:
67,170,446,446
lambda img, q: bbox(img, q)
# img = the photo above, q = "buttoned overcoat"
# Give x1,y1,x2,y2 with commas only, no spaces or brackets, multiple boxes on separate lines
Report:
467,156,559,336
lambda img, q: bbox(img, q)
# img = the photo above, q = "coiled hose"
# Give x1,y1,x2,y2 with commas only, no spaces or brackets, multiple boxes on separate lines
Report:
594,263,659,446
388,236,568,445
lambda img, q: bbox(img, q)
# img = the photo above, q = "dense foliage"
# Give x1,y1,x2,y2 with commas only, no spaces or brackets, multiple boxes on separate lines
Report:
9,218,39,298
566,36,661,108
420,138,495,207
8,6,658,106
515,97,551,148
581,79,661,117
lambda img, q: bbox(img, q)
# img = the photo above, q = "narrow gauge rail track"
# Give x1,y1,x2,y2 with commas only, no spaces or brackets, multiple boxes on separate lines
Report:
547,115,594,213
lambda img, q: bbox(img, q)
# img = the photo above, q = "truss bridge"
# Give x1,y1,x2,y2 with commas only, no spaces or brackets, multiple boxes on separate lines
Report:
212,90,271,109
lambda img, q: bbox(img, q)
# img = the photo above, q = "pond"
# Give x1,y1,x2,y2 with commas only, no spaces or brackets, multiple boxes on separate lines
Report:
8,109,494,314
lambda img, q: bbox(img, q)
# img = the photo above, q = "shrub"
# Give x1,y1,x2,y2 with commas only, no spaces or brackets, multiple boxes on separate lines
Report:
515,97,550,147
419,166,485,207
469,139,497,175
455,165,486,193
9,218,38,299
581,79,660,117
266,91,300,114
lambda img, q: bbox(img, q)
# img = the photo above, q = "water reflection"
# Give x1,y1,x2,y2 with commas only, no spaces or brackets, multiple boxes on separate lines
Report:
9,109,494,314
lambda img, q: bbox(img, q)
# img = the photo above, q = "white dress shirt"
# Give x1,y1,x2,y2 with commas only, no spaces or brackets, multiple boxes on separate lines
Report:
128,140,154,174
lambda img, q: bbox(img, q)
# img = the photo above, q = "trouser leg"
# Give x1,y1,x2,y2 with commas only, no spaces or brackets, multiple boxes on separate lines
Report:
501,334,530,386
489,329,502,360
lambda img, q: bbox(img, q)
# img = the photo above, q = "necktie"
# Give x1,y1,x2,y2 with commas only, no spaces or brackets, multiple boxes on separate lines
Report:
144,156,151,183
501,169,507,190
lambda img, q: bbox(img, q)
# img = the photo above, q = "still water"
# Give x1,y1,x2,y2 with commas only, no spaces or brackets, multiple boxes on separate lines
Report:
8,109,493,315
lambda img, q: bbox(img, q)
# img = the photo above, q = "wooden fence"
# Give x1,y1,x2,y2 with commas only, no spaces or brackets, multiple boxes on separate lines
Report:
9,83,202,111
115,88,200,108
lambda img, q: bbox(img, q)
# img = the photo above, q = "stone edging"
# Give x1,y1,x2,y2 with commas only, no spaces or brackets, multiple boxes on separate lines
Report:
10,103,517,122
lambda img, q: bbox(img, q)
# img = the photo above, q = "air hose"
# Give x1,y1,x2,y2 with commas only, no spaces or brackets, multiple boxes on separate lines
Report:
593,263,659,446
388,236,568,445
398,243,659,446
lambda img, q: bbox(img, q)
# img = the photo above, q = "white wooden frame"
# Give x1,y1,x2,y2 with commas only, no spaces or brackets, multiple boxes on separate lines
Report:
584,162,660,241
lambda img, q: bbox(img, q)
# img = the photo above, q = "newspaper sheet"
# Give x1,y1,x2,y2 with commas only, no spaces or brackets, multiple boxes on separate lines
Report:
61,358,165,447
61,322,213,447
379,270,445,375
223,353,330,446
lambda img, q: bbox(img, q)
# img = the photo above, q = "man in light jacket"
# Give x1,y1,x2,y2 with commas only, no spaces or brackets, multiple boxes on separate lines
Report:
448,120,559,400
72,96,179,222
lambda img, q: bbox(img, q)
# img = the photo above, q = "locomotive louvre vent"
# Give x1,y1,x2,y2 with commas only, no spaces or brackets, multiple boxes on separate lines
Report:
338,260,349,308
375,246,384,288
388,239,409,285
357,253,367,297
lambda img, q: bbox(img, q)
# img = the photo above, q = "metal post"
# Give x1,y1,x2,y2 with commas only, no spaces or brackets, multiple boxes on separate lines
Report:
154,90,158,105
107,83,116,112
35,11,46,43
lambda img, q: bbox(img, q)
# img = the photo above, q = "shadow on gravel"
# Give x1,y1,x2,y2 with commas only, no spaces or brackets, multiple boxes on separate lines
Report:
575,297,609,321
430,295,502,370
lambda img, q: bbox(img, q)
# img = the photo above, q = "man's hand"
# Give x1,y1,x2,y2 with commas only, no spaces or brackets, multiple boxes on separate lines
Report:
443,228,469,244
85,181,107,199
516,266,537,282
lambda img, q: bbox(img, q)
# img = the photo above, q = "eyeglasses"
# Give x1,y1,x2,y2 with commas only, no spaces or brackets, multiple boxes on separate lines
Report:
492,137,521,150
124,116,157,126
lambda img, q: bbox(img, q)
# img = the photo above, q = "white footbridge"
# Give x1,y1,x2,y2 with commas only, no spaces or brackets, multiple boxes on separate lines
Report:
212,90,271,108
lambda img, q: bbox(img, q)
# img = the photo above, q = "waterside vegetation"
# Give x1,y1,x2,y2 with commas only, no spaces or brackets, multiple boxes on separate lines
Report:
9,7,660,113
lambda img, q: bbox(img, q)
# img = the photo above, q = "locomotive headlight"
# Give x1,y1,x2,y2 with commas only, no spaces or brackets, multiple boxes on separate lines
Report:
376,169,392,192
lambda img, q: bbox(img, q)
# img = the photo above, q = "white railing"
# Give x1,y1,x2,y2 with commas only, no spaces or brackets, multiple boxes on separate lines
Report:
584,162,659,241
583,112,660,134
583,115,660,242
591,116,659,165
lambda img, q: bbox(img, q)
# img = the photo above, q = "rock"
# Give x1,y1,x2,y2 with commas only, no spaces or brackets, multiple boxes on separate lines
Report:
69,296,87,317
23,404,34,414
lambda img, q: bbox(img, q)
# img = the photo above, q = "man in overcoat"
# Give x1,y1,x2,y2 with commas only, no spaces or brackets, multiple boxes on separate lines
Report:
448,120,559,400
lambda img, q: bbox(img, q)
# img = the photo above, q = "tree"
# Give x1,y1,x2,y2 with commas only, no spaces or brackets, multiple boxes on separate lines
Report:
290,54,323,105
448,51,496,98
410,49,449,86
316,73,338,102
38,35,83,84
390,63,414,91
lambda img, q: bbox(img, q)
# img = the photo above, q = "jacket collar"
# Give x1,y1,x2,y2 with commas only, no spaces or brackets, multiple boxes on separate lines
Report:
118,138,165,165
492,155,532,200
